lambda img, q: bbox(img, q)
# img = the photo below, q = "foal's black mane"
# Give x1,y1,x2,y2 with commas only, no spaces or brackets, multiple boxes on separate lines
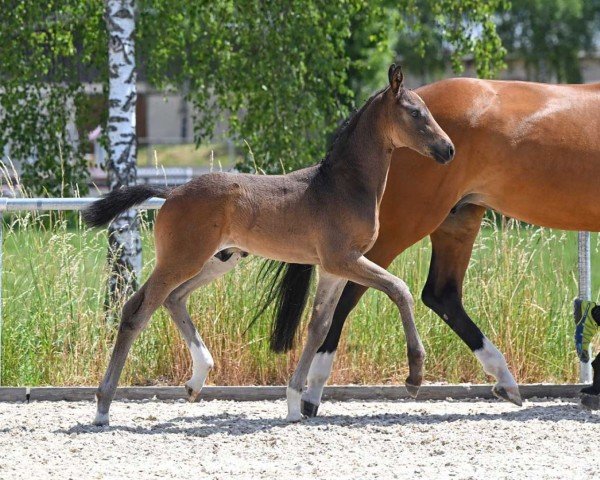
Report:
320,86,387,168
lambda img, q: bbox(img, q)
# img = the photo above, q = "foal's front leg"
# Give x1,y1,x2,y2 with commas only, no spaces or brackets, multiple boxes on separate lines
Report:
286,271,346,421
322,254,425,396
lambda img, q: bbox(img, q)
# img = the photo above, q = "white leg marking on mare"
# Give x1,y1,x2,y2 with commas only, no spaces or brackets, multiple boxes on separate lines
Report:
474,338,521,405
302,351,335,406
286,387,303,422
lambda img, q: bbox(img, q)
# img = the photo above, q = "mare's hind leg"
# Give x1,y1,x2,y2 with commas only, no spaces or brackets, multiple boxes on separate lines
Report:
287,270,346,421
581,354,600,409
164,249,247,401
421,204,522,406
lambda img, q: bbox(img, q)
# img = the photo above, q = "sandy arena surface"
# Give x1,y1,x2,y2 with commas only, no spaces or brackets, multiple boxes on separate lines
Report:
0,397,598,479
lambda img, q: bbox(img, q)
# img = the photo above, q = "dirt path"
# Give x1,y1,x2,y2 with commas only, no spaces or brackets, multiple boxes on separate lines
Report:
0,398,598,479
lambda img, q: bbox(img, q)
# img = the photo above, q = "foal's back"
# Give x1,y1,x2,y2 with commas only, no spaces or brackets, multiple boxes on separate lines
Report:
157,166,333,264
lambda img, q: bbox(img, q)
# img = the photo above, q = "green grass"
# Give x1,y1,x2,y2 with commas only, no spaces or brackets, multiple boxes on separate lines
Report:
1,213,598,387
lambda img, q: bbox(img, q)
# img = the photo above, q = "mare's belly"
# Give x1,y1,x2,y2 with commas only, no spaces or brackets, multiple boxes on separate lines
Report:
480,150,600,231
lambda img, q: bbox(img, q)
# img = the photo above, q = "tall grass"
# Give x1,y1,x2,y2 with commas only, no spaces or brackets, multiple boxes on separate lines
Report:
1,212,598,387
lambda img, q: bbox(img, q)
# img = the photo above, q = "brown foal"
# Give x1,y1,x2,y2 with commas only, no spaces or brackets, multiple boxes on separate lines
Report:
84,65,454,425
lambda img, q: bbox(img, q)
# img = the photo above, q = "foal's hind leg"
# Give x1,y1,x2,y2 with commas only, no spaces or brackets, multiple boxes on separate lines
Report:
94,208,224,424
94,268,187,426
287,270,346,421
164,249,247,401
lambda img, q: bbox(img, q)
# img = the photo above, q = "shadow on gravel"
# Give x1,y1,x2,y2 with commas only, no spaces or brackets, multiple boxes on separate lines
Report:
57,402,599,438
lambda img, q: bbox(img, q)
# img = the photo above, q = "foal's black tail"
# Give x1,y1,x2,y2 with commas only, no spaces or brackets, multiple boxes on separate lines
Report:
253,261,314,353
82,185,171,227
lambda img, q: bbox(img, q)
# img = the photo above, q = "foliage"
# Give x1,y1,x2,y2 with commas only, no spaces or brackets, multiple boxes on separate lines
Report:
0,1,106,196
496,0,600,83
348,0,508,100
1,1,509,184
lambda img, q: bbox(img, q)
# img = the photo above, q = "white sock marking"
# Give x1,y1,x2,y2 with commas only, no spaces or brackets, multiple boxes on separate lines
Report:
93,411,109,426
474,338,518,389
302,351,335,405
187,335,214,393
286,387,303,421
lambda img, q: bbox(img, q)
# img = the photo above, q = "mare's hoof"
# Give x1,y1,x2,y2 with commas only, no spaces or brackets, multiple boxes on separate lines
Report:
581,393,600,410
185,384,201,403
93,412,109,426
405,382,420,398
301,400,319,418
492,384,523,406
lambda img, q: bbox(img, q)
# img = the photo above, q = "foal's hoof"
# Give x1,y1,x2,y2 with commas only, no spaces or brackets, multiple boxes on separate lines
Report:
301,400,319,418
185,383,201,403
285,412,304,423
93,411,110,426
492,384,522,406
405,381,420,399
580,393,600,410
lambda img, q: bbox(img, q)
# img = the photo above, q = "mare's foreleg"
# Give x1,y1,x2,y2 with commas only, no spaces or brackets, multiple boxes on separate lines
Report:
581,354,600,409
164,249,247,401
286,271,346,421
421,204,522,405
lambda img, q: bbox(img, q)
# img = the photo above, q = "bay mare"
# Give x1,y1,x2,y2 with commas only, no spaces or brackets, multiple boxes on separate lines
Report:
292,78,600,416
83,65,455,425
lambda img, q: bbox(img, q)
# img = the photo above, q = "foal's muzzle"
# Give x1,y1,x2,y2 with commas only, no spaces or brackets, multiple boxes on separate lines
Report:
430,141,455,165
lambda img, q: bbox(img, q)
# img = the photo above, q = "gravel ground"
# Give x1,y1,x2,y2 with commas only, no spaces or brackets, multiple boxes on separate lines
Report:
0,397,598,479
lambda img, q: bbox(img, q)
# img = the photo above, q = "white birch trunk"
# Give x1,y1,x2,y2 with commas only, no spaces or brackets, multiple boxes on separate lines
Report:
105,0,141,307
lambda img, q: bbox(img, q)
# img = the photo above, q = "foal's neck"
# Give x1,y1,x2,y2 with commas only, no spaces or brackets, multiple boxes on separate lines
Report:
322,99,394,203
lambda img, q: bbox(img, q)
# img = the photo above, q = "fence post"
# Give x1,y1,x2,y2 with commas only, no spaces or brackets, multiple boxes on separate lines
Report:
577,231,593,383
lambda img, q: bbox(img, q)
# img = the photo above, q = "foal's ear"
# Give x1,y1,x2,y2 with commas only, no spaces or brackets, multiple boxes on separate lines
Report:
388,64,404,94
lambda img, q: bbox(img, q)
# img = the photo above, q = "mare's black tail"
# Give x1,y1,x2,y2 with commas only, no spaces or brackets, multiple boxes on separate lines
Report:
253,261,314,353
82,185,171,227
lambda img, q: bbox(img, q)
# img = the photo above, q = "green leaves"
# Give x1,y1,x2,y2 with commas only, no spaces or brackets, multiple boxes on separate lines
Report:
1,0,510,185
496,0,600,83
0,0,106,196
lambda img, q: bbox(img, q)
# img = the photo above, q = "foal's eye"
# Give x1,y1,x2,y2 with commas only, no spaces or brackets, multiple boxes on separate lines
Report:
411,109,420,118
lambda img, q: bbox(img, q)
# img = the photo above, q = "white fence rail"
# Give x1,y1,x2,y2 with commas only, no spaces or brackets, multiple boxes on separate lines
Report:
0,198,593,385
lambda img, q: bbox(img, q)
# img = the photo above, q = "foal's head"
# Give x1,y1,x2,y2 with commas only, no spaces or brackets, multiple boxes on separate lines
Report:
382,64,454,164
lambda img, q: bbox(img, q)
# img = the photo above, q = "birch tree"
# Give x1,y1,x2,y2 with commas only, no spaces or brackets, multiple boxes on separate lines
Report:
105,0,141,304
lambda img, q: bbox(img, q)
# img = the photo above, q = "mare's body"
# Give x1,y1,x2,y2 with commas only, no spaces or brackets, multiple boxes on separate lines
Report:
303,78,600,414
